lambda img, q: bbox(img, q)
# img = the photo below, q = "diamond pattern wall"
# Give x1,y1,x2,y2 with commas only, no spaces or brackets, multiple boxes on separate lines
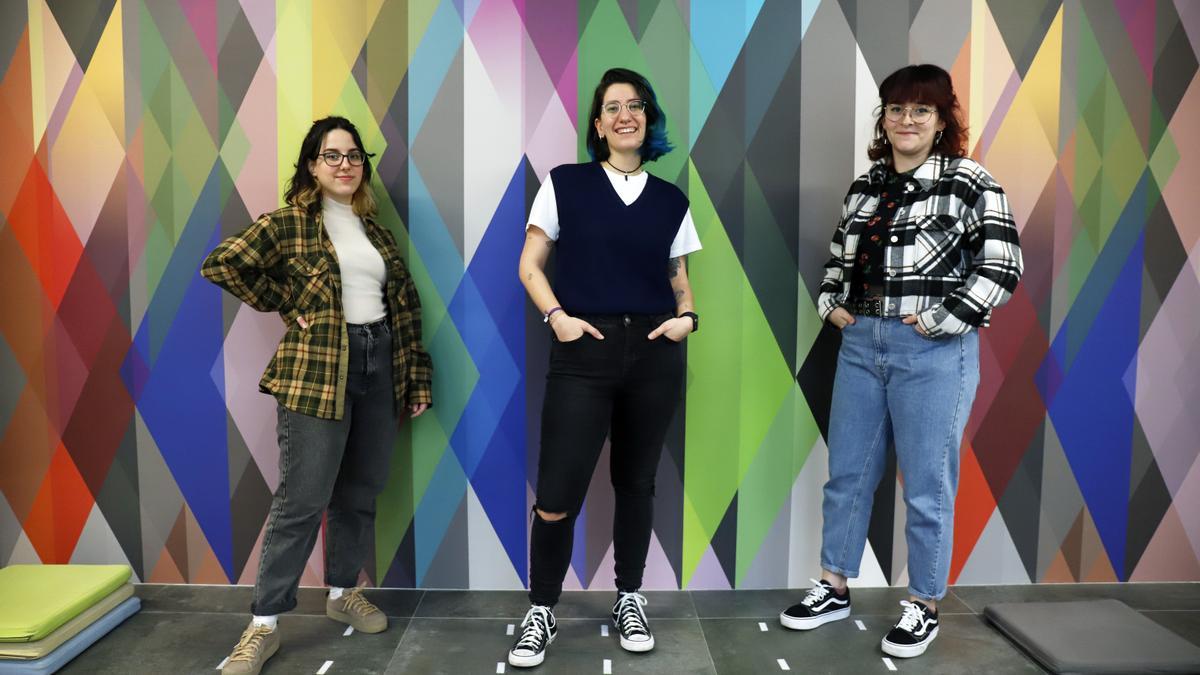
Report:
1,0,1198,589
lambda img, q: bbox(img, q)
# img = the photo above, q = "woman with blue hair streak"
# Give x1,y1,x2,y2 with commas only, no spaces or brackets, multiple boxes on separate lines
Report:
508,67,702,668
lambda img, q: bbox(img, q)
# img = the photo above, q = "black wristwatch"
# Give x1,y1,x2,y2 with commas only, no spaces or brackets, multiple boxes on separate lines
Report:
678,311,699,333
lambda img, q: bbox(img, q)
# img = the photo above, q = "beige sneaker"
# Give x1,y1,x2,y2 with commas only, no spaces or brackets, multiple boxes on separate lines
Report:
326,587,387,633
221,622,279,675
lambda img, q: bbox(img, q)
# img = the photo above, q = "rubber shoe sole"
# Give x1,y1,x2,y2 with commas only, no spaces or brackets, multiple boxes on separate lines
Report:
508,634,555,668
881,626,937,658
779,605,850,630
616,629,655,653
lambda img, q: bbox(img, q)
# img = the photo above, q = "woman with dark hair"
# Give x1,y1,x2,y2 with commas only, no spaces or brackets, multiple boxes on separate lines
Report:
201,116,432,675
779,64,1022,658
508,67,701,668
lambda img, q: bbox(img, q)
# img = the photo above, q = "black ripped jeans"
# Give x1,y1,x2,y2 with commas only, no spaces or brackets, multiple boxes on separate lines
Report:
529,313,684,607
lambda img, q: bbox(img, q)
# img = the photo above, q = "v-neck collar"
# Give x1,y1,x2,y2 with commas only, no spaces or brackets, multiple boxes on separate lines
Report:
596,161,649,208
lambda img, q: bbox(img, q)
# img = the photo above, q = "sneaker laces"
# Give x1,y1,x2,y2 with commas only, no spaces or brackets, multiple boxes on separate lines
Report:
895,600,926,632
514,606,552,652
341,586,379,616
800,579,832,607
228,624,272,662
615,592,650,637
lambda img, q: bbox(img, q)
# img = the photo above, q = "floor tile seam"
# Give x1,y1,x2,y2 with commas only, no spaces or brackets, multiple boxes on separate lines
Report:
135,609,979,619
381,593,425,674
948,588,978,614
382,613,418,674
690,612,720,675
135,609,418,619
406,616,703,622
690,611,979,620
685,589,718,672
407,590,429,619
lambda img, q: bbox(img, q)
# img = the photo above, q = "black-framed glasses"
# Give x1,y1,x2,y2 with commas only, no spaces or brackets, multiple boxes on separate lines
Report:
601,100,647,117
884,104,935,124
317,150,372,166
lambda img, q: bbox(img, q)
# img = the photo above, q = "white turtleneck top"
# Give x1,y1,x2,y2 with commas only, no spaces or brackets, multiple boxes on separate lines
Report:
321,197,386,324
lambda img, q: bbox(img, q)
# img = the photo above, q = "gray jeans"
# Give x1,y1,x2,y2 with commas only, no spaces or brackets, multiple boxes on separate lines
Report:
251,319,397,615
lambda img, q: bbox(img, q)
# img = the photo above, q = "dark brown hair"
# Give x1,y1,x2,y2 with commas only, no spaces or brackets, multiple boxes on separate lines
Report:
284,116,377,217
867,64,968,163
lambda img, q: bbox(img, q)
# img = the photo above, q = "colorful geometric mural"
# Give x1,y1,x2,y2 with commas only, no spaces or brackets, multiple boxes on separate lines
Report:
2,0,1199,592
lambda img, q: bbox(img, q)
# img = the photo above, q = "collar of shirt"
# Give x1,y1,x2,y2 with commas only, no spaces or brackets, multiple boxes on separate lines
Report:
867,153,948,192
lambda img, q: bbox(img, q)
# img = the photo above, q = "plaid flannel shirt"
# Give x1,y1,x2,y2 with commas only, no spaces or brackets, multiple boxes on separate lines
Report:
817,154,1023,337
201,205,433,420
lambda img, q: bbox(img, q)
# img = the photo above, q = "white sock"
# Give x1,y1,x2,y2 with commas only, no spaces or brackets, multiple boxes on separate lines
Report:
329,586,345,600
251,615,277,630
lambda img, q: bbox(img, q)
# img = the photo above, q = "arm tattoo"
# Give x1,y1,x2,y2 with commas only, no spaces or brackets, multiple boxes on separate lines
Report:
545,240,553,249
526,272,533,281
668,256,681,279
674,289,684,301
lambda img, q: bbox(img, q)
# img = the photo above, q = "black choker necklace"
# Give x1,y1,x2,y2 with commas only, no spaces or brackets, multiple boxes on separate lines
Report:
605,159,643,181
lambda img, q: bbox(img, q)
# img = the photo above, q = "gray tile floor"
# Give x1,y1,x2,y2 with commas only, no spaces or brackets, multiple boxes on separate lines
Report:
55,583,1200,674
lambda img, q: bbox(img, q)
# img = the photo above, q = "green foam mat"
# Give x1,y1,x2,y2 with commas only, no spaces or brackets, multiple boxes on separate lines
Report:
0,565,132,642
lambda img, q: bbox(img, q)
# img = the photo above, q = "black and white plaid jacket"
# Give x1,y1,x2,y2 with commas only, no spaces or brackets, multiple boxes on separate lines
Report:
817,154,1023,337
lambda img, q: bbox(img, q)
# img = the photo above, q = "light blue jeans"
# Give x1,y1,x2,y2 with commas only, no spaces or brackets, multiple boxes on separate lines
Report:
819,316,979,601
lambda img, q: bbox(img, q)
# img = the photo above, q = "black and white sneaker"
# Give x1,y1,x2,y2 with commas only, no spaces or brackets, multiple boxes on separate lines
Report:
881,600,938,658
779,579,851,630
508,605,557,668
612,591,654,652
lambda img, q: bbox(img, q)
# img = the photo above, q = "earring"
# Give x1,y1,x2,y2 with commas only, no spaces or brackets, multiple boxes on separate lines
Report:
934,130,943,144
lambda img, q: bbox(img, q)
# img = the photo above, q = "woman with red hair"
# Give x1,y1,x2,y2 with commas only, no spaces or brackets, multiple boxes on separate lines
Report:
779,64,1023,659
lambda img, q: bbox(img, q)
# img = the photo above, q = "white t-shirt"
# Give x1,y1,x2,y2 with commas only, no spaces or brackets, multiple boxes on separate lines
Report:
526,166,702,258
322,198,387,324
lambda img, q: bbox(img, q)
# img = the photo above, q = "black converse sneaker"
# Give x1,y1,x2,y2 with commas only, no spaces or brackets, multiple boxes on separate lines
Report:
779,579,851,630
881,600,939,658
612,591,654,652
508,605,557,668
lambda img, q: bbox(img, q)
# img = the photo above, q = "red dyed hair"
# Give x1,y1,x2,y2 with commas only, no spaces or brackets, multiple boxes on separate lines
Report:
867,64,968,163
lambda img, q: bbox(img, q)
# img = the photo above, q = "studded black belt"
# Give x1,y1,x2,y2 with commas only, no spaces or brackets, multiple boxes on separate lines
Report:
844,297,885,317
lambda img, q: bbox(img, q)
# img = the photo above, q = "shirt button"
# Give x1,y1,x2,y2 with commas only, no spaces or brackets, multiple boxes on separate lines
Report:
905,184,915,192
890,235,898,243
888,303,896,310
888,270,896,277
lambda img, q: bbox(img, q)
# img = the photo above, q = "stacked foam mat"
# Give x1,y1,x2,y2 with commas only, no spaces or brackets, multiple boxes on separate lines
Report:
0,565,139,674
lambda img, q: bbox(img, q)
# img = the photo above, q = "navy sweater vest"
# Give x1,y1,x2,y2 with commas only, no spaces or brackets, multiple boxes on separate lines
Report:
550,162,688,314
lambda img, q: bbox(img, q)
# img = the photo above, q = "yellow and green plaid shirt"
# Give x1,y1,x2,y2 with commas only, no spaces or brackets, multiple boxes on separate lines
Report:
201,204,433,420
